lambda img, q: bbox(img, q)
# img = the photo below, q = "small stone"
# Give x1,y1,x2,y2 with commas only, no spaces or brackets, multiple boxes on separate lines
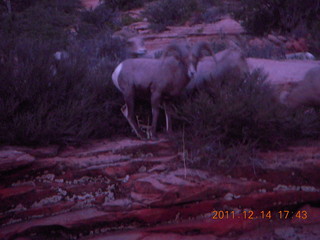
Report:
224,192,234,201
138,166,147,173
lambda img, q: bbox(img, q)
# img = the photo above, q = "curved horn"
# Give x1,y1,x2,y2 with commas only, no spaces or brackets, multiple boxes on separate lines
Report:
162,44,186,60
193,42,217,63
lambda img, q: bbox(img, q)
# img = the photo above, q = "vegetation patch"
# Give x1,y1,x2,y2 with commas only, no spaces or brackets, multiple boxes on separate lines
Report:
79,4,122,37
175,70,320,168
143,0,199,32
232,0,320,36
245,43,286,59
0,37,128,146
106,0,150,11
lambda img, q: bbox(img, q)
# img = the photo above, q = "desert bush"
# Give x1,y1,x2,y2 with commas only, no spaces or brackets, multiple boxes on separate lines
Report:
0,37,128,146
121,14,141,26
233,0,320,36
0,0,81,13
143,0,199,32
34,0,82,14
79,4,122,37
106,0,151,11
0,3,78,47
245,44,286,59
0,0,37,13
175,70,320,168
309,21,320,58
191,0,227,24
197,6,225,23
71,33,127,76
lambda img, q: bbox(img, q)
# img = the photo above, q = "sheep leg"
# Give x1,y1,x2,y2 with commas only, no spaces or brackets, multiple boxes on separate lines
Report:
150,92,161,140
163,101,173,133
123,94,145,140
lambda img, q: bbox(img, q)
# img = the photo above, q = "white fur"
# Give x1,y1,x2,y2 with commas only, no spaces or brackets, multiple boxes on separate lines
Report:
285,52,316,60
112,63,123,91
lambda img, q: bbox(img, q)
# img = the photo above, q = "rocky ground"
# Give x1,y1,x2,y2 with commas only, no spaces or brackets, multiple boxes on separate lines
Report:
1,1,320,239
81,0,100,10
1,137,320,239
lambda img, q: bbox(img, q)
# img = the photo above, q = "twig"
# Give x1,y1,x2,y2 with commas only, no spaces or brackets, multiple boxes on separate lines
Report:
182,123,187,178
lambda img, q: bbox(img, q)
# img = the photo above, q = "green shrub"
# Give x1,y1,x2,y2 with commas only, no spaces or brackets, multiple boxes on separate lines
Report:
1,0,81,13
198,7,225,23
0,37,128,146
233,0,320,36
121,14,141,26
0,4,78,47
143,0,199,32
175,70,320,168
245,44,286,59
0,0,124,43
79,4,122,37
309,21,320,58
192,0,227,24
106,0,153,11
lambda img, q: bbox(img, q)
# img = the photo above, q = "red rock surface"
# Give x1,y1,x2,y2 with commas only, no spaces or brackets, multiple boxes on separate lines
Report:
1,4,320,240
81,0,100,10
1,137,320,239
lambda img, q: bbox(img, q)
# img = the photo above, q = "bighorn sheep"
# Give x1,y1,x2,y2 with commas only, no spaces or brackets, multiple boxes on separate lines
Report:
285,52,316,61
112,28,147,58
112,42,215,139
280,66,320,108
186,47,249,91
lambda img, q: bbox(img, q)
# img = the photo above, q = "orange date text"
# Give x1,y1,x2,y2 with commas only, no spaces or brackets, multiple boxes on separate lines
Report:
211,210,308,220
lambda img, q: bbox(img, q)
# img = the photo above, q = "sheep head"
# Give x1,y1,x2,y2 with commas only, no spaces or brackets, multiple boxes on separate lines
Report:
126,36,147,57
161,42,215,79
112,29,147,58
192,41,216,64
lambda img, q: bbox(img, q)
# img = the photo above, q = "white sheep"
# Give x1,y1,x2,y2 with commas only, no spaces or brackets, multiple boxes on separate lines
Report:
186,47,249,91
280,66,320,108
112,42,215,139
